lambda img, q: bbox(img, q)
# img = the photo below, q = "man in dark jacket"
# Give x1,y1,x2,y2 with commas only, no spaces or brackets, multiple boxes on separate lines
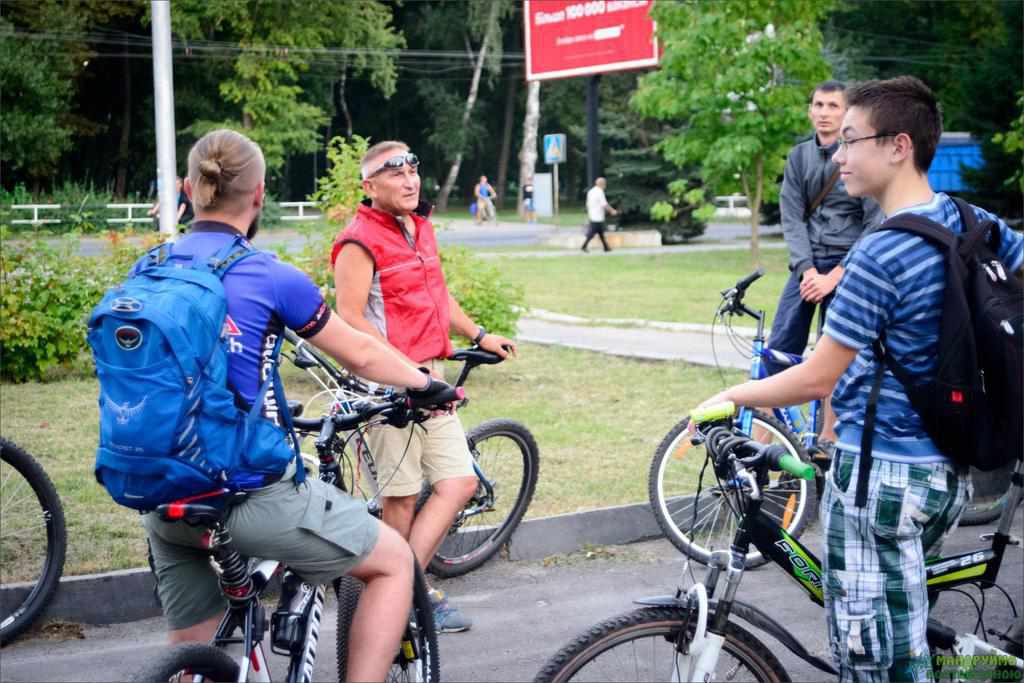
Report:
769,80,883,442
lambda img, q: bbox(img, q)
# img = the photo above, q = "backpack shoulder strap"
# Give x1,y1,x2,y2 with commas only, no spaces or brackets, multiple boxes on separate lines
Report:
875,213,957,251
950,196,1003,256
198,235,258,279
855,337,888,507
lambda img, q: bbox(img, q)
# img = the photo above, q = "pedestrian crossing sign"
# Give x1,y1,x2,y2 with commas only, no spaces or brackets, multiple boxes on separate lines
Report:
544,134,566,165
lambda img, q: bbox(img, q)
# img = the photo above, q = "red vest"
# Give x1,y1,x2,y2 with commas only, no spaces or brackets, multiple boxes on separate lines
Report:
331,203,452,363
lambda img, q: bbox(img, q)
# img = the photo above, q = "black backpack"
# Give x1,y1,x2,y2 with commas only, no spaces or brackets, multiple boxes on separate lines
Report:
854,197,1023,507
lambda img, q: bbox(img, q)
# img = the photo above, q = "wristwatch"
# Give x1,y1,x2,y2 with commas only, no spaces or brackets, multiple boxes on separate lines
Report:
472,326,487,345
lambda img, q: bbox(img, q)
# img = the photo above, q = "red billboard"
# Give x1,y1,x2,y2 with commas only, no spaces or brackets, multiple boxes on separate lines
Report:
524,0,659,81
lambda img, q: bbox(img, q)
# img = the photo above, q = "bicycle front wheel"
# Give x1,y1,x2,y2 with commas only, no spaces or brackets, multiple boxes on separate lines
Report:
1,438,67,645
424,419,539,578
649,411,816,568
335,563,439,683
534,606,790,683
130,643,239,682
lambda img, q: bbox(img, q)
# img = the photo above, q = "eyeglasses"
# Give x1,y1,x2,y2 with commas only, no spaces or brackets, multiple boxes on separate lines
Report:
364,152,419,180
837,133,898,151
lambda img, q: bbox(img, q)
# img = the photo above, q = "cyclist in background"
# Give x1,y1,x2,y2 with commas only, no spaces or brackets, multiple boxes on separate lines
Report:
695,77,1023,681
142,129,450,682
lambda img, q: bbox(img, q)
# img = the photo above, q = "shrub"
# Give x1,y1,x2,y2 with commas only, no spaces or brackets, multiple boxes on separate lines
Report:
440,246,523,340
311,134,370,226
0,228,157,383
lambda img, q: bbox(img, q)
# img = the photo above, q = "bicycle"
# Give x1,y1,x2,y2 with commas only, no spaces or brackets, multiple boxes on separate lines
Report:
131,387,462,683
1,437,67,646
537,402,1024,683
649,269,821,568
284,328,540,579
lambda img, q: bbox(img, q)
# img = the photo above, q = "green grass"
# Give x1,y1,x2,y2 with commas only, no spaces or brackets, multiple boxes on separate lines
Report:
0,343,743,576
492,248,791,324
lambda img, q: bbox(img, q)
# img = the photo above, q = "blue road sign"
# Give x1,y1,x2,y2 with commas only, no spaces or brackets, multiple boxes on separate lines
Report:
544,134,566,164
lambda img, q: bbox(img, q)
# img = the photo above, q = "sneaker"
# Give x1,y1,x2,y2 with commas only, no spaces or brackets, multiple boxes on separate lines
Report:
428,588,473,633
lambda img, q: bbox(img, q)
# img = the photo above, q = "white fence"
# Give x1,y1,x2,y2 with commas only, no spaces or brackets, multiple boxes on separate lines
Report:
6,201,323,226
712,195,752,218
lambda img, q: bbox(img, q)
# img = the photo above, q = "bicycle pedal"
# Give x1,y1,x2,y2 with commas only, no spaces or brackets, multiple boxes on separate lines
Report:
979,532,1021,545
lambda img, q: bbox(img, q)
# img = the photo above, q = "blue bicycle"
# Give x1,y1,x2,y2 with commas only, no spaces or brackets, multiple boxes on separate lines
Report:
648,269,823,568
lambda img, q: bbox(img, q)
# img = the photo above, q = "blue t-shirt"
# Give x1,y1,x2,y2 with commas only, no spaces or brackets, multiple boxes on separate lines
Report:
132,221,330,411
824,193,1024,463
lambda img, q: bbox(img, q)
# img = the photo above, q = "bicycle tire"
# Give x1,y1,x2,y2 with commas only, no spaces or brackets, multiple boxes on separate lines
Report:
1,438,67,645
648,411,816,568
534,606,790,683
420,419,539,578
130,642,240,682
335,563,439,683
959,464,1019,527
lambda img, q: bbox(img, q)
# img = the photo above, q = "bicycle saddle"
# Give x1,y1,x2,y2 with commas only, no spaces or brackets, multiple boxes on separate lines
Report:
449,348,504,367
156,488,249,527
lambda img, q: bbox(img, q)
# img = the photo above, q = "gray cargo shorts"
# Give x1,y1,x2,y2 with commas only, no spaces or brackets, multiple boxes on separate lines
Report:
143,476,379,630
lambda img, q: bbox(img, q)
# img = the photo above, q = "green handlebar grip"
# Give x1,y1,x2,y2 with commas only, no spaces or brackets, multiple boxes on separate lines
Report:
778,454,815,480
690,401,736,424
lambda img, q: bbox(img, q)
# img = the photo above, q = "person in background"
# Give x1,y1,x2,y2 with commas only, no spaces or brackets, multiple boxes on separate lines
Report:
582,177,617,253
522,180,536,224
148,176,194,231
473,175,497,225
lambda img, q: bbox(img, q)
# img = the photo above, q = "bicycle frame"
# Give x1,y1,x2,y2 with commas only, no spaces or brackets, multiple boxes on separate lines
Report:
737,300,821,451
658,452,1024,680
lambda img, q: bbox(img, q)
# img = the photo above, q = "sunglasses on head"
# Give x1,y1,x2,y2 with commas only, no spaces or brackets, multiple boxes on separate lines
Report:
364,152,419,179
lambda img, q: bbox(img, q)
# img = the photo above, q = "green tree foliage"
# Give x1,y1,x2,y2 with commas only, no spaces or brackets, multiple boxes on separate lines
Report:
993,92,1024,195
825,0,1022,217
633,0,834,264
170,0,403,175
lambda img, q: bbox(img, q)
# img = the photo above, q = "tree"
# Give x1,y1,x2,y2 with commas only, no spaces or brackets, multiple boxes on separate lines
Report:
432,0,514,212
633,0,834,265
517,81,541,216
170,0,403,176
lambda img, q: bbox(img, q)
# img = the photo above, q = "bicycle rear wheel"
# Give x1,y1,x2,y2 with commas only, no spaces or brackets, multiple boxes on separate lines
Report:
335,563,439,683
420,419,539,578
130,642,239,682
534,606,790,683
1,438,67,645
959,464,1016,526
648,411,816,568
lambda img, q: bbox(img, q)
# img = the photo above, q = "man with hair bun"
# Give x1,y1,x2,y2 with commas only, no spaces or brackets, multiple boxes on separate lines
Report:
332,140,517,633
141,129,446,681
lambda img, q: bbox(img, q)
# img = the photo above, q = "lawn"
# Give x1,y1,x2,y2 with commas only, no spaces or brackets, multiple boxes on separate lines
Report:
0,343,744,576
493,248,793,325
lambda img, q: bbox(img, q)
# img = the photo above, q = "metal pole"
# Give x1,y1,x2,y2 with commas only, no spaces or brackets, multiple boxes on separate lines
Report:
151,1,178,240
553,163,559,217
586,75,601,186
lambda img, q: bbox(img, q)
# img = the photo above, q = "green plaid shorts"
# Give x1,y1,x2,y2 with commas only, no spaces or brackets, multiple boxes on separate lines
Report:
821,451,969,682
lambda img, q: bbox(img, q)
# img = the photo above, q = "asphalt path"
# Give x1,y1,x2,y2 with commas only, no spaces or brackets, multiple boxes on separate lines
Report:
3,508,1020,682
64,220,781,256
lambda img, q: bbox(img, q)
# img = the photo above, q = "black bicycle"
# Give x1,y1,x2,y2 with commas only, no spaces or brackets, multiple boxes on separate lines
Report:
284,328,540,579
1,437,67,646
537,402,1024,682
131,387,462,683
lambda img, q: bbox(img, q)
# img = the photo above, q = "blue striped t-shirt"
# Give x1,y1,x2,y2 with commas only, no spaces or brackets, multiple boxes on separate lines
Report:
824,192,1024,463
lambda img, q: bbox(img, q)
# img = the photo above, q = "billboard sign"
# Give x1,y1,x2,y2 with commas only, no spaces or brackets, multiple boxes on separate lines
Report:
524,0,658,81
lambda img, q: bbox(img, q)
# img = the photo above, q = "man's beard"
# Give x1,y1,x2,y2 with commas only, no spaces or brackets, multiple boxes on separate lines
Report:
246,212,261,240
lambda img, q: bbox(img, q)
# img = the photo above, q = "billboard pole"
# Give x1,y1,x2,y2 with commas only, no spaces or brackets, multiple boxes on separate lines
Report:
151,0,178,241
586,75,601,186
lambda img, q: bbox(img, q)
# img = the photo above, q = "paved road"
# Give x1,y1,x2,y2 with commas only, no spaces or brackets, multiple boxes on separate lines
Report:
65,220,780,256
3,509,1021,682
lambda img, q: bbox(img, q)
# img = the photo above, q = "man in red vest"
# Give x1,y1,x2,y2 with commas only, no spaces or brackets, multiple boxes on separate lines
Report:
331,141,517,632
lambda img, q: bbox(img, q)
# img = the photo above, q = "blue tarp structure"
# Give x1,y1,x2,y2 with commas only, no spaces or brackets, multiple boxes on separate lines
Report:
928,132,983,192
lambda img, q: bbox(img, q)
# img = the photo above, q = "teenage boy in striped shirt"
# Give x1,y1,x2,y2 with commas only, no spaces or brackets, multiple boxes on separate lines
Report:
697,76,1024,681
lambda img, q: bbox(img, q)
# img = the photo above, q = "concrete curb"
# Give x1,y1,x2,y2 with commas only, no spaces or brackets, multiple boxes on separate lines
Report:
3,502,662,627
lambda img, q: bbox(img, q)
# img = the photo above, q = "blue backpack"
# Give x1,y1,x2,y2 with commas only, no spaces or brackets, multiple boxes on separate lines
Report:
88,236,304,511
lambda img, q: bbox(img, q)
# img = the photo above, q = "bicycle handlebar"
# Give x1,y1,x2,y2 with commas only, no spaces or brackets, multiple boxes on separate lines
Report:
292,385,465,433
735,268,764,293
690,408,815,481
